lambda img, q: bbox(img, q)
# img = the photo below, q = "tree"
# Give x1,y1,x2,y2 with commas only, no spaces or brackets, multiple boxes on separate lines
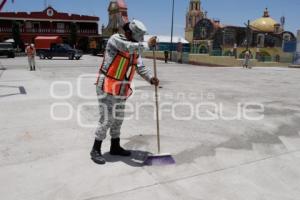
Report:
78,36,89,53
12,21,23,49
69,22,78,47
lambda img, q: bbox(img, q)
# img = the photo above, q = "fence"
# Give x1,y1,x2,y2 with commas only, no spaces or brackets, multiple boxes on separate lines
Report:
0,27,97,34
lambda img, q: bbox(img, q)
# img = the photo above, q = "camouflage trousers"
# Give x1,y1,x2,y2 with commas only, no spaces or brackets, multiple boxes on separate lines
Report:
94,86,126,141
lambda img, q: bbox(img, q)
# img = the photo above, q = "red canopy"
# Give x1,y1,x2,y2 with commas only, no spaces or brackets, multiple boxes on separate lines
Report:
35,36,63,49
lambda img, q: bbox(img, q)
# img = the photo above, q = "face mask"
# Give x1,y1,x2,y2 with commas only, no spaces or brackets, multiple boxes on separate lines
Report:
132,31,144,42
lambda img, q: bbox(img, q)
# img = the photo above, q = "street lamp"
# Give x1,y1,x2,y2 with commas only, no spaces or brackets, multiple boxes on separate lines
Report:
170,0,175,61
244,20,250,51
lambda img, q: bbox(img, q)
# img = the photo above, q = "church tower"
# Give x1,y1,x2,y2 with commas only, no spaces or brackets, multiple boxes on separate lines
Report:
185,0,205,43
102,0,129,37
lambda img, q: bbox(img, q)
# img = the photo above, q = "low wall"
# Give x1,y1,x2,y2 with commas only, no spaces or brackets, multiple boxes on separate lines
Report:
223,47,294,63
143,51,166,61
189,54,241,66
143,51,290,67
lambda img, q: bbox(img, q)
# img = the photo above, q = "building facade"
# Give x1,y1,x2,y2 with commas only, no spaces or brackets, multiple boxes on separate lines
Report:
0,6,99,48
186,1,296,62
185,0,206,43
102,0,128,38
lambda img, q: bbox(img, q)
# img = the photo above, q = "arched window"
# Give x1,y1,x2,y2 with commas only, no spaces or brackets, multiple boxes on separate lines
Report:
283,33,291,42
257,34,265,48
189,17,192,27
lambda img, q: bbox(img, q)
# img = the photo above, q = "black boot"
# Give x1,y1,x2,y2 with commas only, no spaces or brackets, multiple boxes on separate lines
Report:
110,138,131,156
90,139,106,164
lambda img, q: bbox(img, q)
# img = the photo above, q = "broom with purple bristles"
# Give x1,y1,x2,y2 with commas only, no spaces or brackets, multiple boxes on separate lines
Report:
143,42,175,166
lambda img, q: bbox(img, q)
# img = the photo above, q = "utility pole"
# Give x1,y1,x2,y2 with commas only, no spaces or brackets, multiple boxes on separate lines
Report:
280,16,285,30
170,0,175,61
246,20,250,51
0,0,8,11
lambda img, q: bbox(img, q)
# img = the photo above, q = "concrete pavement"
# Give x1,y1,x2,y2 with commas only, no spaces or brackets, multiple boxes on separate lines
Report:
0,55,300,200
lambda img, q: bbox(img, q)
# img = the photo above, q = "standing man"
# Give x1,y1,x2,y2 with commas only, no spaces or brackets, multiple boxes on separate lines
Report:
91,20,159,165
25,44,36,71
243,50,251,69
164,50,169,63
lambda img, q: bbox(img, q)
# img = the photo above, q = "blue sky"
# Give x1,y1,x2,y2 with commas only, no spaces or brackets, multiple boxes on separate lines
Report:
3,0,300,36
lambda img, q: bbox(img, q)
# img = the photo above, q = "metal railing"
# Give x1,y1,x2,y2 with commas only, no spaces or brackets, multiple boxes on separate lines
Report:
0,27,97,34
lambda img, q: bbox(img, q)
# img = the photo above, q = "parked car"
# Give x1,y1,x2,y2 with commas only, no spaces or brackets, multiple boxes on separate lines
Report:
39,43,82,60
35,36,82,60
0,42,15,58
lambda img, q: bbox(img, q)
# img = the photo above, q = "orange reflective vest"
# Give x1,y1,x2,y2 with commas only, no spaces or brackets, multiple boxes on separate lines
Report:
96,51,138,97
26,46,36,57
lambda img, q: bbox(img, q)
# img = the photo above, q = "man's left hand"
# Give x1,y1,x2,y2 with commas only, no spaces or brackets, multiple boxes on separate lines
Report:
150,77,160,86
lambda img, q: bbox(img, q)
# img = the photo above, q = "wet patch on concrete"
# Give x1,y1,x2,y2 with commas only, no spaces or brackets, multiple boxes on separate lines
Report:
121,104,300,165
274,117,300,137
217,136,253,150
174,130,287,165
174,144,216,164
263,106,299,116
248,131,282,144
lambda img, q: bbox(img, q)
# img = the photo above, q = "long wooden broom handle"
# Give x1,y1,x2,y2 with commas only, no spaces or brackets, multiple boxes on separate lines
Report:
152,47,161,154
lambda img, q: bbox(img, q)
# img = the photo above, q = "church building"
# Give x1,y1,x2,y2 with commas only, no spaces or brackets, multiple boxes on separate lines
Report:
185,0,296,62
102,0,129,38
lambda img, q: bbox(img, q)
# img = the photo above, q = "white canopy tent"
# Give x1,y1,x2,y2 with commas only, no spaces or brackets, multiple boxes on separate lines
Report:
4,38,14,43
142,35,189,50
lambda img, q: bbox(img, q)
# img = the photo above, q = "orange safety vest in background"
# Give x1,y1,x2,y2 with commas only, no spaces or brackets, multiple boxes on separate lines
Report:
26,46,35,57
96,51,138,97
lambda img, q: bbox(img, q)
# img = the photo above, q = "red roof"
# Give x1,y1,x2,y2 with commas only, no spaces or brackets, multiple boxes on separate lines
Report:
0,6,99,22
117,0,127,9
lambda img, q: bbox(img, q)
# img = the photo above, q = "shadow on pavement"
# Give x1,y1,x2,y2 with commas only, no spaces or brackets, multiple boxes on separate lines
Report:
0,85,27,98
103,150,151,167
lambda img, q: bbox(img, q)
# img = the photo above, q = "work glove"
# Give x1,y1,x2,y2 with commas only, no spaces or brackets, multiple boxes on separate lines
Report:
150,77,160,86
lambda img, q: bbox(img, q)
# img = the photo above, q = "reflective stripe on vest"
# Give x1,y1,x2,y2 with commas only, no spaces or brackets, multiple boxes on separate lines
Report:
96,51,138,97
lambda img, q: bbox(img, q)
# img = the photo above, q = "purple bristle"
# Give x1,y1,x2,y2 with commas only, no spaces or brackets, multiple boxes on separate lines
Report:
143,155,175,166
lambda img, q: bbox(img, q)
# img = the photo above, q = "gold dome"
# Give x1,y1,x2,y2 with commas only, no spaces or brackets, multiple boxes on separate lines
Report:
250,8,279,32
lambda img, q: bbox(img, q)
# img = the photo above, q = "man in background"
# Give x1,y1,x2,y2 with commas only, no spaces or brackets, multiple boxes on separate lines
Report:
243,50,251,69
25,44,36,71
164,50,169,63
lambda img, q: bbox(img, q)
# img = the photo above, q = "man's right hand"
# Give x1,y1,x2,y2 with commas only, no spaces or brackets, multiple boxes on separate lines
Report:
148,36,157,48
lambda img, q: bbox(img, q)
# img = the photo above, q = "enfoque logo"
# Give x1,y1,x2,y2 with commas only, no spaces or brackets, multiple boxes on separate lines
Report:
50,74,265,128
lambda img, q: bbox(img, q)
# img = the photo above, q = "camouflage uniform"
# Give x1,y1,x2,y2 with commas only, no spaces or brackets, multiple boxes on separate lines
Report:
95,33,153,141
